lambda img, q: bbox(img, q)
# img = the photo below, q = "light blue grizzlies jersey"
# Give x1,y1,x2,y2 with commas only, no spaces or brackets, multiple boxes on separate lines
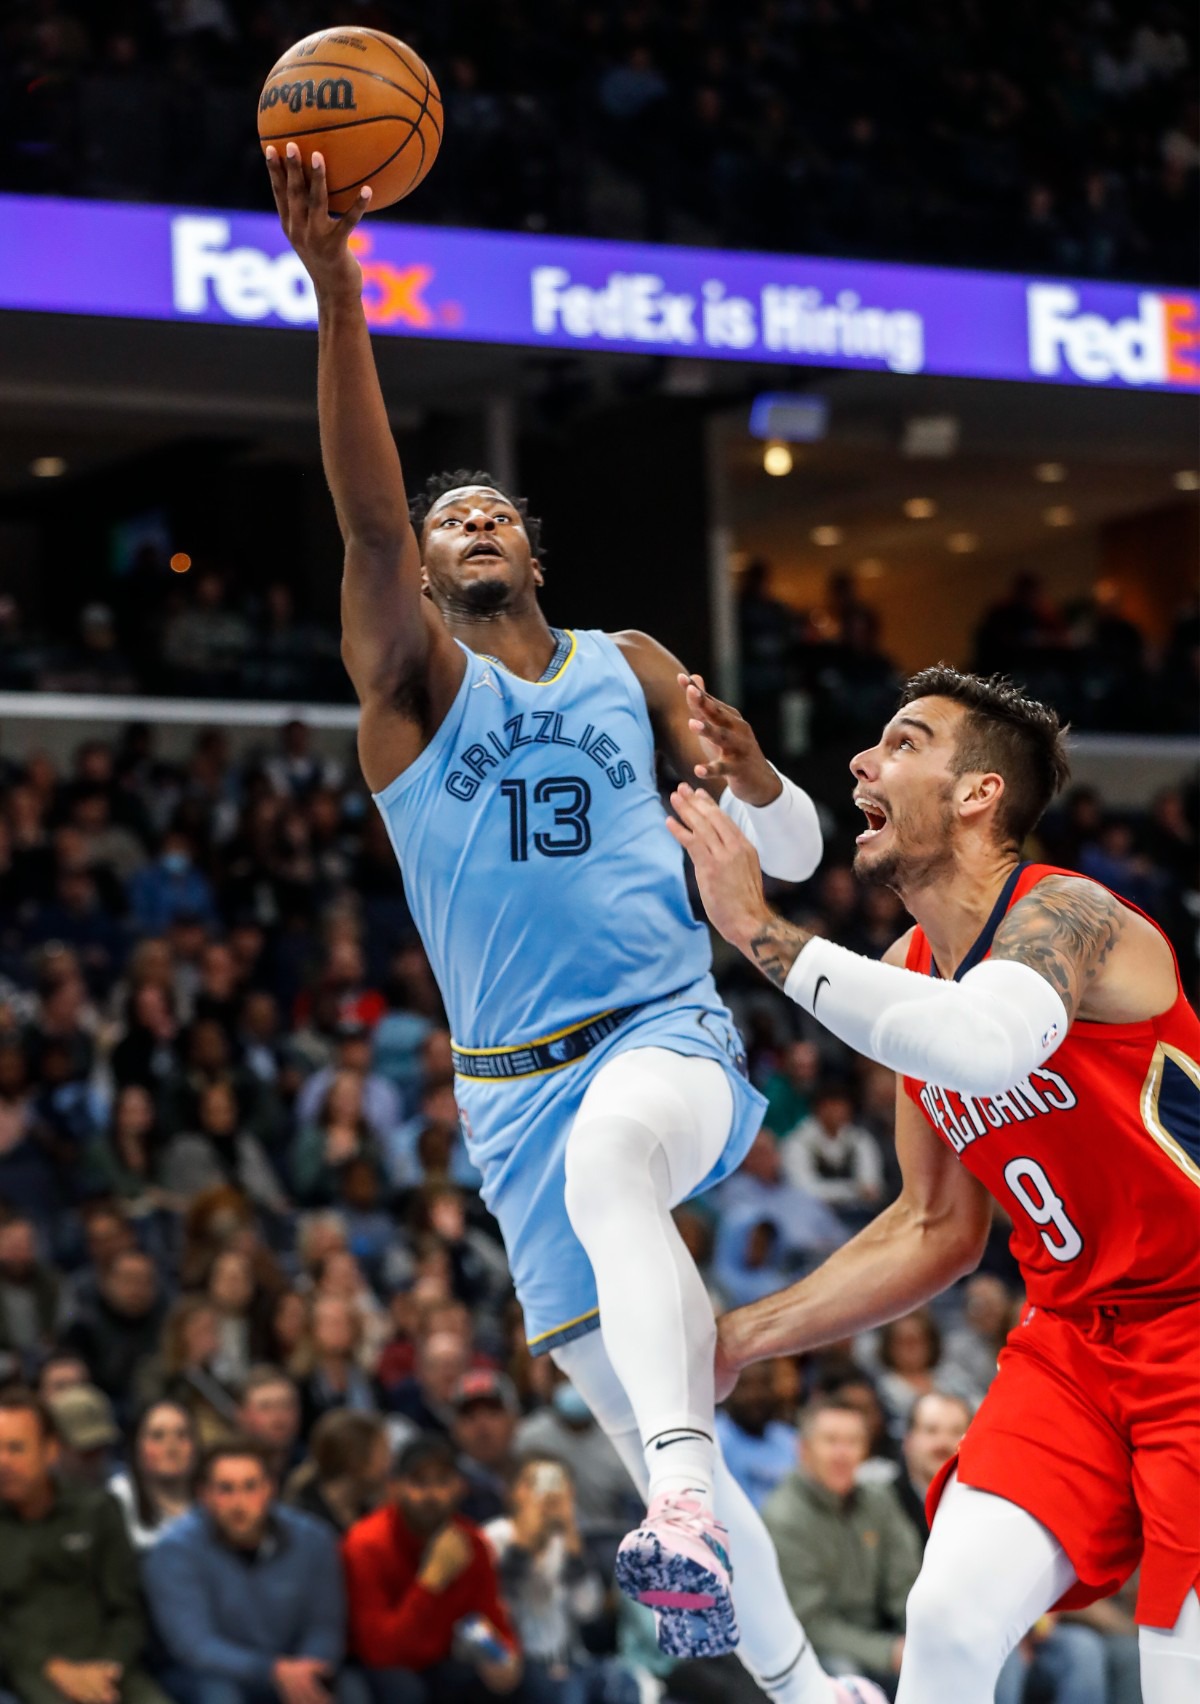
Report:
374,627,765,1353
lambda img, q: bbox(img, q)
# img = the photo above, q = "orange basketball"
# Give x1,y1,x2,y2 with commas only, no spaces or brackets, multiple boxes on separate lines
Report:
258,27,442,215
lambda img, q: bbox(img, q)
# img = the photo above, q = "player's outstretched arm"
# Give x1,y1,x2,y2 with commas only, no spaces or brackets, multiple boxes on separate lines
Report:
265,145,463,785
614,634,823,880
716,1085,991,1393
670,787,1178,1093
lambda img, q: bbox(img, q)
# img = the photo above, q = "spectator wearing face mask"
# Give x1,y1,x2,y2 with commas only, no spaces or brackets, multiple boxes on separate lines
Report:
515,1379,640,1551
126,831,216,937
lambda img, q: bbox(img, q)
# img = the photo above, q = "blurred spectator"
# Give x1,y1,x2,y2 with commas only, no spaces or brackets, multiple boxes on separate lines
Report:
159,1079,289,1217
0,1216,63,1362
516,1380,640,1547
713,1128,847,1306
762,1397,920,1690
295,1022,403,1144
36,1347,90,1403
146,1296,241,1448
388,1330,470,1440
486,1455,639,1703
127,830,217,937
284,1408,391,1533
714,1360,799,1512
891,1390,972,1545
63,1248,166,1416
451,1369,521,1526
108,1398,199,1550
145,1437,354,1704
47,1382,122,1489
342,1432,521,1701
940,1275,1014,1403
781,1080,884,1222
874,1310,975,1444
761,1041,821,1143
296,1295,381,1437
0,1388,169,1704
236,1366,303,1483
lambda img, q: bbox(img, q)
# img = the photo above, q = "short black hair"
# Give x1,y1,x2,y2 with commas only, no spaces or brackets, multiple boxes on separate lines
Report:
409,468,545,560
393,1432,459,1480
899,664,1070,849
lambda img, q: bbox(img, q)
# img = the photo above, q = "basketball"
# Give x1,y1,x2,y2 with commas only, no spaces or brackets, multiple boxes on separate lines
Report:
257,27,442,215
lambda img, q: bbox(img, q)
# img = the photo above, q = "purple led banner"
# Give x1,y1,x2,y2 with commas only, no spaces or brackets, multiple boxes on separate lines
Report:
2,193,1197,390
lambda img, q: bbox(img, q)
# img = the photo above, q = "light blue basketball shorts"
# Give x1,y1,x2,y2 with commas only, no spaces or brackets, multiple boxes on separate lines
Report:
452,973,765,1354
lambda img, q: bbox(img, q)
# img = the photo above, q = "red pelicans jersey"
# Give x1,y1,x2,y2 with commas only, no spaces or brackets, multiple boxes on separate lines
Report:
903,862,1200,1312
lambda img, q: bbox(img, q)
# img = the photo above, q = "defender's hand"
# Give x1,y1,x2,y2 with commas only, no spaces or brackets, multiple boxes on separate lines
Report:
264,143,368,300
678,673,779,806
667,783,772,954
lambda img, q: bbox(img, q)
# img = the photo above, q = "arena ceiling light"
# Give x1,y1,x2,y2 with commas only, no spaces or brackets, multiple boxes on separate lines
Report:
903,497,938,519
1035,462,1068,482
763,442,794,477
1173,470,1200,491
810,525,843,546
1044,506,1075,527
30,456,66,477
947,532,980,553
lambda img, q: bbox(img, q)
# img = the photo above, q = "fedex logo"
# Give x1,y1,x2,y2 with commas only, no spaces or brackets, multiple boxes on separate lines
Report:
170,217,460,331
1028,284,1200,387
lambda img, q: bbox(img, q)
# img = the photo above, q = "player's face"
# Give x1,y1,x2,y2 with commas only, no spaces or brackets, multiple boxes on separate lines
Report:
848,696,969,892
421,487,541,615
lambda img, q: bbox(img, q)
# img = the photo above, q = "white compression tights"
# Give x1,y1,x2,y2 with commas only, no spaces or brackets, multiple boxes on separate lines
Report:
563,1046,733,1489
899,1473,1200,1704
558,1046,832,1704
554,1328,831,1704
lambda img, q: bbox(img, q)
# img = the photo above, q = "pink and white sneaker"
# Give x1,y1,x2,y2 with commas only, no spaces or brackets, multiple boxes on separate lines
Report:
832,1680,890,1704
614,1492,739,1658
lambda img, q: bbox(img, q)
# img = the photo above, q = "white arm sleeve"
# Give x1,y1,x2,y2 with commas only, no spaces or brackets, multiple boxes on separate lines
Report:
783,938,1069,1097
719,767,823,882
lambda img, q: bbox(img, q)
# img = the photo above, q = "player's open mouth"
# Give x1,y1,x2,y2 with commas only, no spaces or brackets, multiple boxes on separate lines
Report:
463,540,504,561
854,795,889,844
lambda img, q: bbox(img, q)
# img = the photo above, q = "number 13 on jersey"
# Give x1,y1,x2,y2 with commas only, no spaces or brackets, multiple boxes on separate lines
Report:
501,776,593,860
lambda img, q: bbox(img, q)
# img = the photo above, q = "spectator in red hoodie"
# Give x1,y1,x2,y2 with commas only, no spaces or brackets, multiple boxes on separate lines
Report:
342,1433,520,1704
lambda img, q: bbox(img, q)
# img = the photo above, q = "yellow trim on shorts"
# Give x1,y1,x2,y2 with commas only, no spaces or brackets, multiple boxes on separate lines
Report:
527,1306,600,1349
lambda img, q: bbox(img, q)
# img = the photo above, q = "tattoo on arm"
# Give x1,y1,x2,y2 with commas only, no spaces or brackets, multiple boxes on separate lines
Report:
748,917,813,990
989,876,1125,1022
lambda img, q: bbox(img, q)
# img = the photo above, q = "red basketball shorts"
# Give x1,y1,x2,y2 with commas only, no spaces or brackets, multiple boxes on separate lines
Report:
927,1297,1200,1628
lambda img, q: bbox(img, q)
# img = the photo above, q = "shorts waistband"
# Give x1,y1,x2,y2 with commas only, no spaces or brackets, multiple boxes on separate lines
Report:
1034,1295,1198,1325
452,1005,642,1082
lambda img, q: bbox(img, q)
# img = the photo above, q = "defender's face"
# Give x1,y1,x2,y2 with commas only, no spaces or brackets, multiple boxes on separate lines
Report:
848,696,967,888
421,486,541,612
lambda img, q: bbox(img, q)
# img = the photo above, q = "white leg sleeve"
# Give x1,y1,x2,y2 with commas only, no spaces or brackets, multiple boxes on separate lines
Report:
563,1046,734,1496
554,1330,834,1704
1140,1589,1200,1704
896,1472,1079,1704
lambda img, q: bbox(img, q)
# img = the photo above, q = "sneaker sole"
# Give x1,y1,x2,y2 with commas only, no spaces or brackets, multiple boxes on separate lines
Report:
615,1531,739,1658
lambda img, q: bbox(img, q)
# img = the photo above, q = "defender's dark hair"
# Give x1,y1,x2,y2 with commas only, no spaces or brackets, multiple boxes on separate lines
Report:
899,664,1070,848
408,468,545,560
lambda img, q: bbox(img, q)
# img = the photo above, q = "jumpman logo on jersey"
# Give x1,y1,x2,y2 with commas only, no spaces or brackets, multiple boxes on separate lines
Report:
472,666,503,699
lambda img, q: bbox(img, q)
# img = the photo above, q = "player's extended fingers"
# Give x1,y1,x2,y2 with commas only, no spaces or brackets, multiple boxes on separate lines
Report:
283,142,309,228
263,146,289,224
335,184,373,237
308,150,329,216
670,782,731,847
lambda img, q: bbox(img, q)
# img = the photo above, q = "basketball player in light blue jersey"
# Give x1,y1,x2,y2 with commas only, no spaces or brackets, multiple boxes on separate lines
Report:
265,143,886,1704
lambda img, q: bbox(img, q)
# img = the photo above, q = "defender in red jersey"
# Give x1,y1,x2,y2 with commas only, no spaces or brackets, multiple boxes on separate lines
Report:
667,665,1199,1704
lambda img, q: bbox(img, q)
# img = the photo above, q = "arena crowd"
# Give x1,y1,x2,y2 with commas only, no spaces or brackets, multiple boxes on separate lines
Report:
0,699,1192,1703
1,0,1195,282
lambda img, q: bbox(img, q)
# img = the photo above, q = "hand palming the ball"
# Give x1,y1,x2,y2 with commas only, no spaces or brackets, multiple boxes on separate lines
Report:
264,144,368,300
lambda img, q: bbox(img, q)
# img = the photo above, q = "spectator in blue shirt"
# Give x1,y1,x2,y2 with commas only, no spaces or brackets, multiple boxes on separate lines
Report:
127,830,217,936
143,1437,354,1704
715,1361,799,1512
